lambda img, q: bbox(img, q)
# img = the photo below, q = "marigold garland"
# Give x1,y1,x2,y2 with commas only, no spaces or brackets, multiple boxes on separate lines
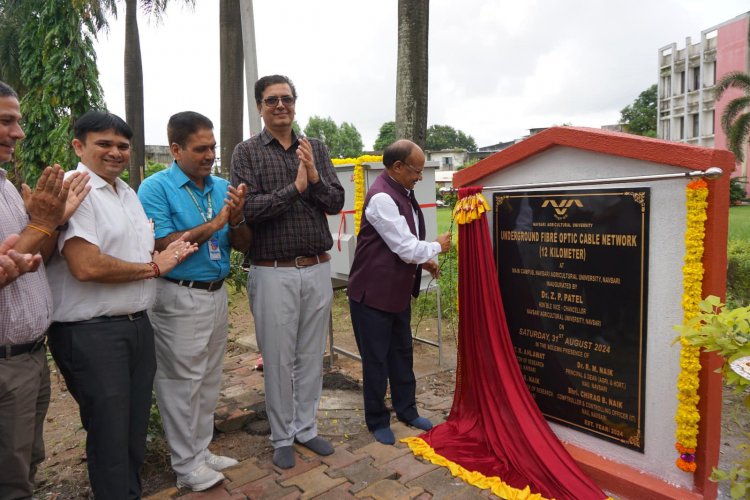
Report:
332,155,382,234
675,178,708,473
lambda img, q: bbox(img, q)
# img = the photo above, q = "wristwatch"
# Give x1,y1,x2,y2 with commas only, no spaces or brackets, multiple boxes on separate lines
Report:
229,218,246,230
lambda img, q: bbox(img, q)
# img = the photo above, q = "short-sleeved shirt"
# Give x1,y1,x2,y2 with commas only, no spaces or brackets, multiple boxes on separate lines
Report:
230,129,345,261
46,163,156,322
137,161,231,281
0,169,52,344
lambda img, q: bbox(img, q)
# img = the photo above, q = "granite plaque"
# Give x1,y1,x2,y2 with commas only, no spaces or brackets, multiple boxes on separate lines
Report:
494,188,649,451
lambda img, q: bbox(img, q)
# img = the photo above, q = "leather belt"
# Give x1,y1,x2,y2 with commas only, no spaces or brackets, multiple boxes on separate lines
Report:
2,338,45,360
163,276,225,292
52,310,146,327
253,253,331,269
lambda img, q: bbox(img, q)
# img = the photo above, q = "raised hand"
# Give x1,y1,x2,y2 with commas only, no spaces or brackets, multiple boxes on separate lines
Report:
225,183,247,225
22,165,70,231
297,138,319,184
62,172,92,223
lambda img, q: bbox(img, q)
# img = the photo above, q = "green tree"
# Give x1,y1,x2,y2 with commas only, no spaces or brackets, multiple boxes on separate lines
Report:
336,122,364,158
715,71,750,162
426,124,477,151
619,84,657,137
12,0,106,185
304,116,339,151
395,0,428,148
304,116,364,157
373,121,395,151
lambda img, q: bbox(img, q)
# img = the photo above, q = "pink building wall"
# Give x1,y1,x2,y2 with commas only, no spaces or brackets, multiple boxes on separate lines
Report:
715,14,749,176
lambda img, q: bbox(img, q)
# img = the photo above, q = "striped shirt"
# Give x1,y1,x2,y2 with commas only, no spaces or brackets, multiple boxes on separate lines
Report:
231,129,345,261
0,169,52,344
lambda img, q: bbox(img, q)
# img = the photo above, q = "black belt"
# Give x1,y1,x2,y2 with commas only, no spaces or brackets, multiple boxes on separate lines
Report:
52,311,146,327
2,338,45,359
163,276,225,292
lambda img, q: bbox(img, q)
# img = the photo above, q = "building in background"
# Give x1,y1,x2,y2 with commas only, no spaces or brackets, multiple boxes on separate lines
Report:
657,12,749,182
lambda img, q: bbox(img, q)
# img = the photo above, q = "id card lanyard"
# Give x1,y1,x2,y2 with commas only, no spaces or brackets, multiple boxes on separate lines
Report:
183,185,221,261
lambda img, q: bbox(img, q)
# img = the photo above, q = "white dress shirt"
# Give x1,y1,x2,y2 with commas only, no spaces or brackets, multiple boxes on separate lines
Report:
365,186,441,265
47,163,156,322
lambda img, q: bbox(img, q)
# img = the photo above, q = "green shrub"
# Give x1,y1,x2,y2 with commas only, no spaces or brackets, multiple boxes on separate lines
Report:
731,177,747,205
678,296,750,498
727,240,750,308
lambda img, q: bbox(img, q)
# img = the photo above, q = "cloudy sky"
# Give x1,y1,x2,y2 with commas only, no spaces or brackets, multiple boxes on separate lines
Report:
93,1,749,152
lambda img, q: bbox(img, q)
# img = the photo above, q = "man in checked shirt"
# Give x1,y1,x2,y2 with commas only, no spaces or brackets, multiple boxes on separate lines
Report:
231,74,344,469
0,80,90,498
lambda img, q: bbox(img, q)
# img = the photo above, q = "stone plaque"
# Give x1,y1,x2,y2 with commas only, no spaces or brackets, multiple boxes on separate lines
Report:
494,188,649,451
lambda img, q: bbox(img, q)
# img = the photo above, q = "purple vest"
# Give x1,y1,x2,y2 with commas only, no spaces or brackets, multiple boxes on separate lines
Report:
347,171,426,313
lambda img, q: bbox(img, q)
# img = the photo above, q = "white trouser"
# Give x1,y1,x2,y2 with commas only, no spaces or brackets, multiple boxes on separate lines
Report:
247,262,332,448
150,279,228,475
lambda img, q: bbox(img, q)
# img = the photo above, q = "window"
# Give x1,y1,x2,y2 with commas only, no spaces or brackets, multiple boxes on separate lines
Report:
661,75,672,98
679,71,686,94
661,120,670,139
677,117,684,140
691,114,699,138
442,156,453,169
692,67,700,91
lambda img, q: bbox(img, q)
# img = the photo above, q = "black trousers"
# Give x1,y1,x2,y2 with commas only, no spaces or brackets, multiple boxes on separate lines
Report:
48,314,156,500
349,299,418,431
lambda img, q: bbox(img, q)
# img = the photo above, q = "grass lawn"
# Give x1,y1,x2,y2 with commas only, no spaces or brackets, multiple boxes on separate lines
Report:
729,205,750,241
437,206,452,234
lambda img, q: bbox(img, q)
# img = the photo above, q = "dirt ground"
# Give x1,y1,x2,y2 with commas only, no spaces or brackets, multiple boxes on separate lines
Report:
32,287,748,499
34,289,458,499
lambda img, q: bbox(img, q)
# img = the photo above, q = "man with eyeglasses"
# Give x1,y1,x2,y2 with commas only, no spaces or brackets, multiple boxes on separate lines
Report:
231,74,344,469
347,139,451,445
45,111,198,499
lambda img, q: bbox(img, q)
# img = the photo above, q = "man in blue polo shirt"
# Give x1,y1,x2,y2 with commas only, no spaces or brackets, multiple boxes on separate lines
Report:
138,111,251,491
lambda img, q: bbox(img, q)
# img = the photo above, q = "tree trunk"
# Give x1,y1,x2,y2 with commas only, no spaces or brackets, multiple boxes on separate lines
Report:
219,0,244,179
124,0,145,190
239,0,261,136
395,0,429,149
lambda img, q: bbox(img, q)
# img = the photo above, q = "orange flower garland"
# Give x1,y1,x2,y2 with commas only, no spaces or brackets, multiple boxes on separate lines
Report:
332,155,382,234
674,178,708,473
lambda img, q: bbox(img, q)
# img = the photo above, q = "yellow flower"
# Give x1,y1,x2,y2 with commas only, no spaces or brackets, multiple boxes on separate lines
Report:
674,180,708,471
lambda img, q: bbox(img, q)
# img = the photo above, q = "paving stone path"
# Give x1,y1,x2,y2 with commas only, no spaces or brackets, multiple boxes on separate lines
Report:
144,349,496,499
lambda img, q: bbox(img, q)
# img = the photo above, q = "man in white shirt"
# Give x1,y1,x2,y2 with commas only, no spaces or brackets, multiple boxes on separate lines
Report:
46,111,197,500
347,140,451,445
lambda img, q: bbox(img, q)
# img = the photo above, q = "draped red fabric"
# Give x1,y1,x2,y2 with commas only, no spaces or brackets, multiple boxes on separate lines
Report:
418,186,606,500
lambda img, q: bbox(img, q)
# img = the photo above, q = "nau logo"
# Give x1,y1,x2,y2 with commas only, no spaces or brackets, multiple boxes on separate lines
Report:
541,199,583,220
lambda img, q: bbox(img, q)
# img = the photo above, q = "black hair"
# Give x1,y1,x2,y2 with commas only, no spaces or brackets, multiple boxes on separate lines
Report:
73,111,133,141
167,111,213,148
382,140,414,169
254,75,297,104
0,81,18,99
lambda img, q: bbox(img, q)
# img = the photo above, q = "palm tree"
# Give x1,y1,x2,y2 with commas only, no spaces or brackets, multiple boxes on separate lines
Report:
715,71,750,163
219,0,244,179
395,0,429,149
122,0,194,190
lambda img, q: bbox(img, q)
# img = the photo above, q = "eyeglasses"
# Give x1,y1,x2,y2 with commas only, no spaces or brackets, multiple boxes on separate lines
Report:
262,95,296,107
401,162,424,177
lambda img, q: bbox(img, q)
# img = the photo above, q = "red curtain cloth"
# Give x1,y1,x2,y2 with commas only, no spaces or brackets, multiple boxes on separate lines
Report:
418,186,606,500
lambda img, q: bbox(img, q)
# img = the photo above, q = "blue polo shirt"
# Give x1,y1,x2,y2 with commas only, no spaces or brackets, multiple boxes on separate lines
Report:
138,161,231,282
